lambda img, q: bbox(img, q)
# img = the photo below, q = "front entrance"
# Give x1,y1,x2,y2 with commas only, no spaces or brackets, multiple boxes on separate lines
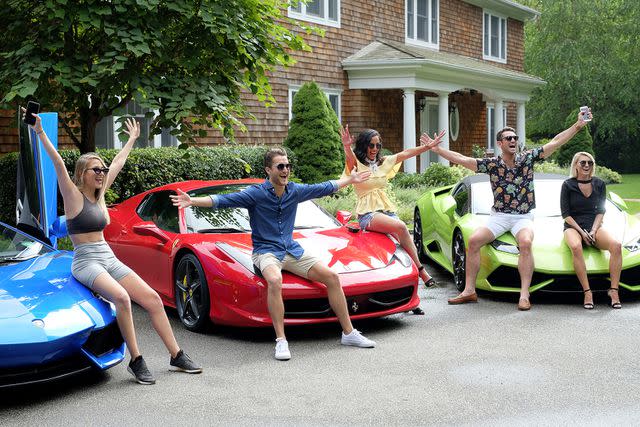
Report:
419,97,439,172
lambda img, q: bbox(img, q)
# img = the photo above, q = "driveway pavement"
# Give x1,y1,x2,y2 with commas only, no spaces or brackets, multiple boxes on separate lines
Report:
2,264,640,426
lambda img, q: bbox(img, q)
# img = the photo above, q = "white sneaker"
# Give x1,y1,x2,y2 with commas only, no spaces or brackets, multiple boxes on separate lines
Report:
341,329,376,348
274,339,291,360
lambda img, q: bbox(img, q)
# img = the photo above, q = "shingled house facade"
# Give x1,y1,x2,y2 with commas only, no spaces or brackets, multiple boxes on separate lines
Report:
0,0,544,173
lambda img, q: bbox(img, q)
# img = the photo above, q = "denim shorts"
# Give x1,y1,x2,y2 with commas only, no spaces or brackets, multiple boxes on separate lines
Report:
357,211,399,231
71,241,133,288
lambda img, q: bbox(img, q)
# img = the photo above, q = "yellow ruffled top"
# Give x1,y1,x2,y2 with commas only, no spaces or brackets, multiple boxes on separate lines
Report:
345,154,402,215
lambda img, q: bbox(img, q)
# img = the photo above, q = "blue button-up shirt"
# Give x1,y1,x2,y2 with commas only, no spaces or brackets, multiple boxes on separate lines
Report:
211,179,338,260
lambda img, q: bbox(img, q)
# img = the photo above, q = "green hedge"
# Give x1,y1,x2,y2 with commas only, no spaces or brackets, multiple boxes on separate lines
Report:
392,164,474,189
0,145,296,225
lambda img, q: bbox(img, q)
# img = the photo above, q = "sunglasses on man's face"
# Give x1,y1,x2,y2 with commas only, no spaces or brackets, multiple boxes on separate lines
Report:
275,163,292,171
368,143,382,149
502,135,519,142
579,160,594,167
87,167,109,175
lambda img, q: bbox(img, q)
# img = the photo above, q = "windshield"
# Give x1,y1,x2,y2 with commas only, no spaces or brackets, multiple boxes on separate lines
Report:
471,179,622,218
184,185,339,233
0,223,52,262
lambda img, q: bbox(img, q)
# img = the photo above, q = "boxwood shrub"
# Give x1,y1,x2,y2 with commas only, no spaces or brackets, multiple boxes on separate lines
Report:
0,145,295,225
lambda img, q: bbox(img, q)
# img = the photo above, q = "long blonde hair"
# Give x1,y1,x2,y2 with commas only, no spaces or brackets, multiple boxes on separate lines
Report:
72,153,110,224
569,152,596,179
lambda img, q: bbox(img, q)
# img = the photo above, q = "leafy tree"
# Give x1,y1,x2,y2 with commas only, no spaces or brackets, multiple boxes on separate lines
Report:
523,0,640,172
284,81,344,183
0,0,311,153
555,108,594,166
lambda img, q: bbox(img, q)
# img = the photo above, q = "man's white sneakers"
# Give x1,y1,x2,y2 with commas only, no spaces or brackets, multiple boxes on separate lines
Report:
341,329,376,348
275,338,291,360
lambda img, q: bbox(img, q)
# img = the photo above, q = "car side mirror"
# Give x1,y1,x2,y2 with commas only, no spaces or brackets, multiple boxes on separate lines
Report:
441,196,457,218
132,223,170,244
609,191,628,211
335,210,352,225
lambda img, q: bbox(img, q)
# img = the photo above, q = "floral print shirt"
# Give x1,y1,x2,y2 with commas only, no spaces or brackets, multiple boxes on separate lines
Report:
476,147,544,214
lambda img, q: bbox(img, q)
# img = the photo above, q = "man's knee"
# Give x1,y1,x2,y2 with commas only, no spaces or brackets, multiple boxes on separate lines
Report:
610,241,622,255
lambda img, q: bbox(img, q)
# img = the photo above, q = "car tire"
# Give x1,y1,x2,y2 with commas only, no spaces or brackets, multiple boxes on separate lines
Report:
413,208,429,264
175,254,210,332
452,231,466,292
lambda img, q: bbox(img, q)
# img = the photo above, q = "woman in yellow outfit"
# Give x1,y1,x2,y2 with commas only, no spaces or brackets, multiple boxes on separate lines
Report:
341,126,445,312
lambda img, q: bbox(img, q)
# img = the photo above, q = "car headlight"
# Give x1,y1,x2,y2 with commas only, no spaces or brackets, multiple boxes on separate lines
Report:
624,236,640,252
392,245,412,267
490,240,520,254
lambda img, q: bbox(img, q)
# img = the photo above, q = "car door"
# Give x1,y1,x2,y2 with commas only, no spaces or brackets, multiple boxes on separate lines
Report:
115,190,179,298
441,183,470,263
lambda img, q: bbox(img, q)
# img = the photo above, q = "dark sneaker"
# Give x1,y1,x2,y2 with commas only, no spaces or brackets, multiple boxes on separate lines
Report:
127,356,156,385
170,350,203,374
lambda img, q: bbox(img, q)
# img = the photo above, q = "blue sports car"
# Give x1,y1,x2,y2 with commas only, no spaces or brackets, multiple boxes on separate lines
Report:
0,112,125,388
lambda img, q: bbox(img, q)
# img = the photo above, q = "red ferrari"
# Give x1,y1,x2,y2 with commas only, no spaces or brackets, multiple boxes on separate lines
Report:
104,179,420,331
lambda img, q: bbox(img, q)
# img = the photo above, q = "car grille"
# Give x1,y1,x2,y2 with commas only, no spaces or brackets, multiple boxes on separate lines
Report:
0,354,93,389
82,322,124,358
284,286,415,318
487,266,638,292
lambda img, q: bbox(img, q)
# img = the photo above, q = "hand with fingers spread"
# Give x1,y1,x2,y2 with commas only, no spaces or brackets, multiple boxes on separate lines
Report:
340,124,354,148
124,117,140,142
420,129,446,152
349,168,371,184
170,189,192,209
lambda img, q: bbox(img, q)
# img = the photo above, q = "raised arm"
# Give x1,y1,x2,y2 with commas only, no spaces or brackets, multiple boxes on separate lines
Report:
336,168,371,189
425,133,478,172
396,129,446,163
29,111,80,203
170,189,213,209
541,108,591,158
341,125,357,172
104,118,140,190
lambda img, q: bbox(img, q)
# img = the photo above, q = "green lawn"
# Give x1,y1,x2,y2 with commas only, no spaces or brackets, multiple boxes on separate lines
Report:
609,174,640,215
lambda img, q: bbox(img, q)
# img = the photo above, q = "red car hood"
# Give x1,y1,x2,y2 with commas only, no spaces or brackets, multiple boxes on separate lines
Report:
196,227,398,274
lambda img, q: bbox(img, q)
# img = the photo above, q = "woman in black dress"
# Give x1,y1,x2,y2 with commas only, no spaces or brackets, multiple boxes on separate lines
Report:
560,152,622,309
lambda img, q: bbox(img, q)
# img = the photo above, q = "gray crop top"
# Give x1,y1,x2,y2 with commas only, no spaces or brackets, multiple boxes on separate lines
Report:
67,195,108,235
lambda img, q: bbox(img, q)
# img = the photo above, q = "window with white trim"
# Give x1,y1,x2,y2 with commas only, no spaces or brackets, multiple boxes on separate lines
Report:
487,104,507,151
289,87,341,122
289,0,340,28
95,101,178,149
483,11,507,62
406,0,439,48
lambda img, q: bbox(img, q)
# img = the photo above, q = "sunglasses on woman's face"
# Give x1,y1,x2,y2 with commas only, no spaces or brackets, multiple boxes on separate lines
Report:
579,160,594,167
87,167,110,175
368,143,382,149
275,163,292,171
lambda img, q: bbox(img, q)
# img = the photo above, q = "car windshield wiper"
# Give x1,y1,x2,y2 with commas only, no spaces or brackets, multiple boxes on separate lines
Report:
197,227,248,233
293,225,321,230
0,255,36,263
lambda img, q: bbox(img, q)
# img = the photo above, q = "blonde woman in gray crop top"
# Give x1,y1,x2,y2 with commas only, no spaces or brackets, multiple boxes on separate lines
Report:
29,109,201,384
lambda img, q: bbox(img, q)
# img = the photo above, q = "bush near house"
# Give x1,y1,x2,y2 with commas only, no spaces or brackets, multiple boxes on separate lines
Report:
0,146,295,225
284,81,344,183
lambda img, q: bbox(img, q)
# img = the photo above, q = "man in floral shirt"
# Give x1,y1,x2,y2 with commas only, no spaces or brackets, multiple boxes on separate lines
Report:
423,109,591,310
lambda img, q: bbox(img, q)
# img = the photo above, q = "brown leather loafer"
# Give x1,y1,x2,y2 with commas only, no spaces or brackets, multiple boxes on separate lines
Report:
448,292,478,305
518,298,531,311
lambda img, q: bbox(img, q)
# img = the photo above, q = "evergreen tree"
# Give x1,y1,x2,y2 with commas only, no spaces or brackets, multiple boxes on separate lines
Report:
284,82,344,183
555,108,594,166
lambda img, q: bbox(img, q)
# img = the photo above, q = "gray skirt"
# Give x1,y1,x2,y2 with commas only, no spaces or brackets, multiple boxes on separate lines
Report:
71,241,133,289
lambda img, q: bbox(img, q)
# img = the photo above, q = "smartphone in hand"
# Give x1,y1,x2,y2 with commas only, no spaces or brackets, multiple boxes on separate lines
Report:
579,106,592,122
24,101,40,126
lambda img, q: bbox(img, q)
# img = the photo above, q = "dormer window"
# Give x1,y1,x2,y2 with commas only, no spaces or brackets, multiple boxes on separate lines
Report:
289,0,340,28
483,11,507,63
406,0,439,48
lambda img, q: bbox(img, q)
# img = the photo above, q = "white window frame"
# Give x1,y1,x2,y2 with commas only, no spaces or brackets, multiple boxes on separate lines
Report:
405,0,439,49
289,86,342,123
288,0,340,28
483,10,507,63
486,103,507,150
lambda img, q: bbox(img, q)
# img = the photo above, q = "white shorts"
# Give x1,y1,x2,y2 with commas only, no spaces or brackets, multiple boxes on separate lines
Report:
484,211,534,239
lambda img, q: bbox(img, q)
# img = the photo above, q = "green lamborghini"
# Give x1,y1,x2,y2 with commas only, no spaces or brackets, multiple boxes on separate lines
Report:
413,173,640,293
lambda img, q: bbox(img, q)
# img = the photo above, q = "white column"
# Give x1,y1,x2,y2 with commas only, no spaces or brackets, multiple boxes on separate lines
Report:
493,98,504,156
517,102,526,149
437,92,450,165
403,89,417,174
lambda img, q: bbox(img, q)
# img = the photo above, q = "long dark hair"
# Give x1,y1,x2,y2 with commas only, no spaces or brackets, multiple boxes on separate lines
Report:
354,129,381,165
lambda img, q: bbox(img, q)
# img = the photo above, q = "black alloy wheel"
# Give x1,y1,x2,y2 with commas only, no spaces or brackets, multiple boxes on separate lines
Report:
413,209,429,263
452,231,466,292
175,254,210,332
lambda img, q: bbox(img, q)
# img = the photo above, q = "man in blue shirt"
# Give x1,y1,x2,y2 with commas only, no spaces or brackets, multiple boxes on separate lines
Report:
171,148,375,360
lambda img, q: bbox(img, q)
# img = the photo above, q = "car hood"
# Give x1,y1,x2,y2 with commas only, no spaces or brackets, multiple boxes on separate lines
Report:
198,226,399,273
